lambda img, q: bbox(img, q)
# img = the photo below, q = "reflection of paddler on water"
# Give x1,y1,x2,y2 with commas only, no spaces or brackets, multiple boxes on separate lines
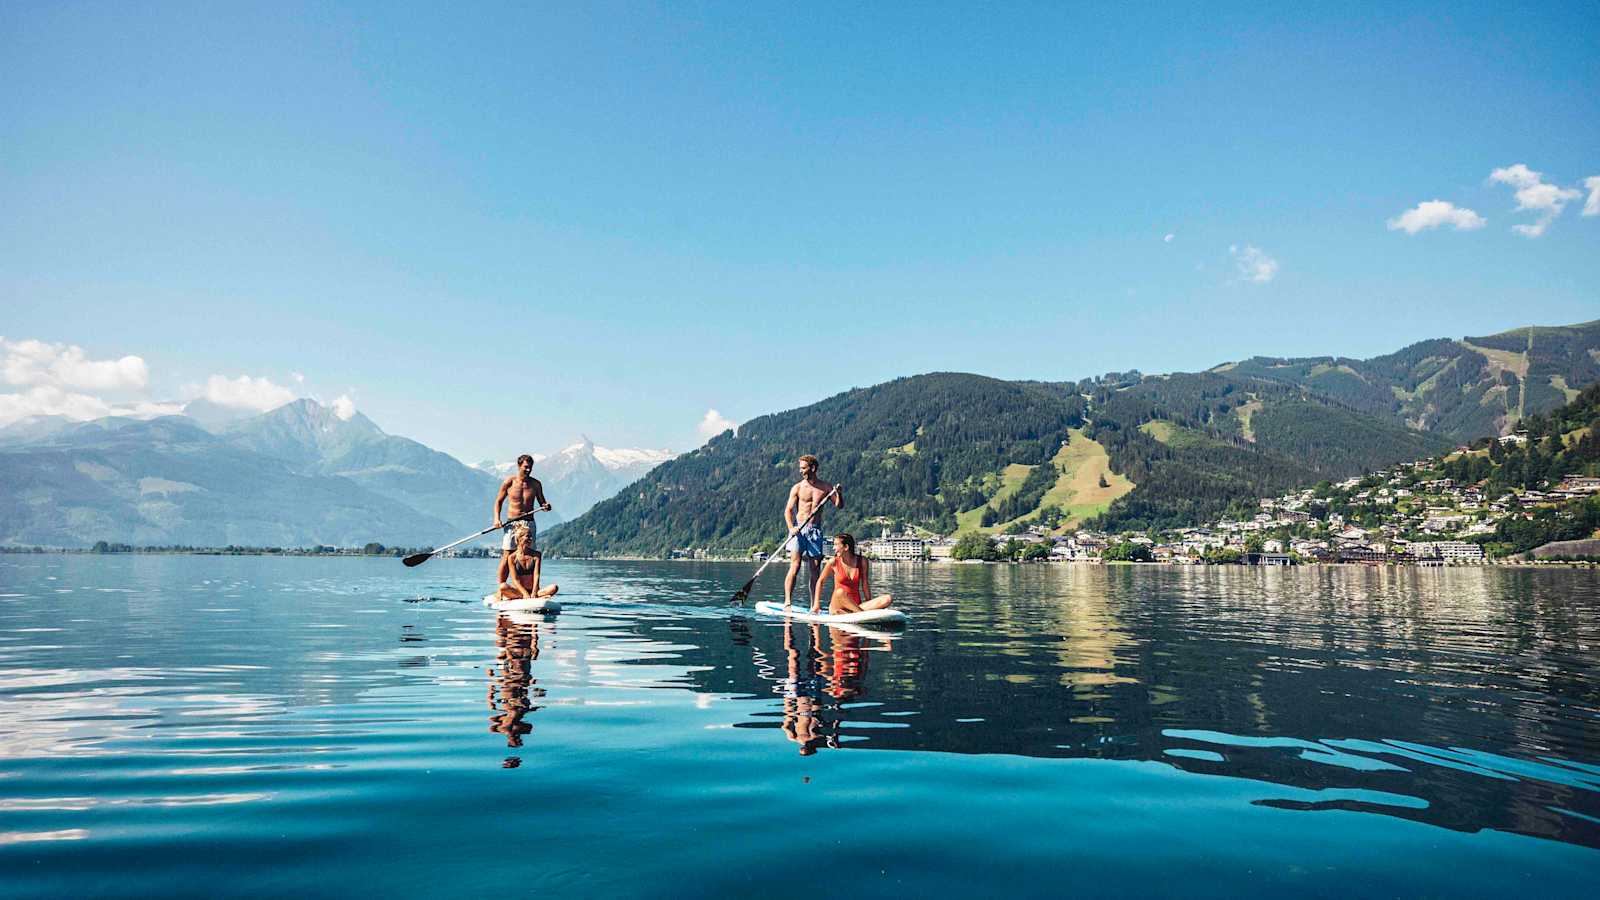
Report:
810,533,893,615
780,622,834,755
823,625,870,701
774,619,881,754
495,523,559,601
487,615,548,763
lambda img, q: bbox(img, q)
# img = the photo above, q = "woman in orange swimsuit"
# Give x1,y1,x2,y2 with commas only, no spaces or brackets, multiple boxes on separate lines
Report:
810,532,893,615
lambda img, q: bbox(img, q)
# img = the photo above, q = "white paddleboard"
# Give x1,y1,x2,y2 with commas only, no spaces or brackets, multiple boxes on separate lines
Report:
484,594,561,613
753,601,906,627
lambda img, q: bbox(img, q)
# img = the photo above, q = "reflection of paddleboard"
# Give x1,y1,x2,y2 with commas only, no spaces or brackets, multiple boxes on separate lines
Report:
483,594,561,613
753,601,906,627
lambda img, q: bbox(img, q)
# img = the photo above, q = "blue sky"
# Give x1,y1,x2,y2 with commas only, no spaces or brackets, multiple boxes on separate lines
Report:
4,1,1597,463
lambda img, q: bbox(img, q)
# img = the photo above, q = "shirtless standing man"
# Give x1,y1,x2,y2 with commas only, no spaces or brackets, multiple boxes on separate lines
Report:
783,454,843,608
494,454,552,579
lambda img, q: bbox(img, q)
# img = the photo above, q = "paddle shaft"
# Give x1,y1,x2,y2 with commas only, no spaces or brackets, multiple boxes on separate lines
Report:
739,484,840,587
403,511,535,566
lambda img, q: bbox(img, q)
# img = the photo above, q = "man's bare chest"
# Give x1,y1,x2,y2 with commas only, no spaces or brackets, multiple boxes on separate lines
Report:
507,479,537,504
796,484,829,511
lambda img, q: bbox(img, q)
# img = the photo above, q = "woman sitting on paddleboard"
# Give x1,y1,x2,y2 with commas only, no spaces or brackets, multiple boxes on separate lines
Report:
497,523,559,601
811,533,892,615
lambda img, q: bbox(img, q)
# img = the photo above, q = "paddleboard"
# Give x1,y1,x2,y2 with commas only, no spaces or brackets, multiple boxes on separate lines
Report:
484,594,561,613
753,601,906,627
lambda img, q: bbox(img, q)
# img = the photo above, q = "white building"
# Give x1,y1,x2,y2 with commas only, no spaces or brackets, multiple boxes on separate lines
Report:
1421,515,1470,533
1410,541,1485,563
868,534,926,561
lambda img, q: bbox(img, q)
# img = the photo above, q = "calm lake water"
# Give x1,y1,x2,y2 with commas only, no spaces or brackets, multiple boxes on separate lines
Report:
1,555,1597,898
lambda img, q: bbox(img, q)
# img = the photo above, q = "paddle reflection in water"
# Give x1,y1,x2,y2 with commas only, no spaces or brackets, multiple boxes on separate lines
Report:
486,613,551,768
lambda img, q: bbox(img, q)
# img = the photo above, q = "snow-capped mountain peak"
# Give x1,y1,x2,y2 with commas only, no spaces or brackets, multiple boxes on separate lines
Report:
474,438,674,519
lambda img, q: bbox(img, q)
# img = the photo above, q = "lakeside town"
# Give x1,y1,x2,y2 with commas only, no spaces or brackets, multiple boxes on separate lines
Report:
12,426,1597,568
676,433,1600,567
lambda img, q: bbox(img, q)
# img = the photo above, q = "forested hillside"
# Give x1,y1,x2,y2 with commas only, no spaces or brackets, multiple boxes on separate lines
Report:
547,374,1085,555
1437,381,1600,554
1222,320,1600,442
1440,380,1600,494
549,321,1600,554
1082,372,1451,531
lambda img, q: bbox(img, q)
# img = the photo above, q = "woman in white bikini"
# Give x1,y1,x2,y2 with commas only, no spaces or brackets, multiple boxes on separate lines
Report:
497,522,559,601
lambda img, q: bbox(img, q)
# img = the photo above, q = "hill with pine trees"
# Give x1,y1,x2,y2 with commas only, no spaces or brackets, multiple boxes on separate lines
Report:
549,321,1600,555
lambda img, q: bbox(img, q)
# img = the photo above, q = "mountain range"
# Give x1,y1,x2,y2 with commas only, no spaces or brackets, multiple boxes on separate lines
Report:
548,320,1600,555
5,319,1596,551
475,439,674,521
0,401,672,548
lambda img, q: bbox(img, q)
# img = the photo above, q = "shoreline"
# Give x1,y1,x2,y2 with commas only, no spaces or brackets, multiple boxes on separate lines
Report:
3,547,1593,569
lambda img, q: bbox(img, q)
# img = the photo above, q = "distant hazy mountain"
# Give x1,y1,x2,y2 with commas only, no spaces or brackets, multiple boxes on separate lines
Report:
0,399,509,548
476,438,674,521
0,415,460,547
0,415,76,447
180,397,259,431
223,399,502,535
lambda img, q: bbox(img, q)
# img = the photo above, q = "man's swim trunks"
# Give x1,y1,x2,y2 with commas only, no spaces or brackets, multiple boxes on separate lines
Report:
502,517,537,552
786,523,826,558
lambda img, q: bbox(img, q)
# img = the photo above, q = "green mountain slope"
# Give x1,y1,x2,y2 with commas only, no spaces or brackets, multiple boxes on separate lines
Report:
1082,371,1452,531
551,366,1454,553
545,321,1600,553
1223,320,1600,442
547,374,1086,555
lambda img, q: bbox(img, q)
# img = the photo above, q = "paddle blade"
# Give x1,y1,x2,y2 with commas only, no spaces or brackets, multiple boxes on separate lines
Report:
402,552,432,567
731,578,756,604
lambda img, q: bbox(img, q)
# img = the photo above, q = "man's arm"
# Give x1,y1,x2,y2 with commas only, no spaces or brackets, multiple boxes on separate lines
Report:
532,478,552,512
784,484,799,531
493,477,510,525
830,482,844,510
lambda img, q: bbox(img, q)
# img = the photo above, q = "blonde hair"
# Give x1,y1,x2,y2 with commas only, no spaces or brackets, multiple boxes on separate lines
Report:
512,522,532,547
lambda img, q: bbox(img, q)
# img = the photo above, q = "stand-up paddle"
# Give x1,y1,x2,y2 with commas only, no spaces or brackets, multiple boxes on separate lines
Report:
402,511,536,568
731,485,840,604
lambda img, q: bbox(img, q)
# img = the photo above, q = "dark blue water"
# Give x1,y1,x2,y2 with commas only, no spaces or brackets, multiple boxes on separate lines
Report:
1,555,1597,898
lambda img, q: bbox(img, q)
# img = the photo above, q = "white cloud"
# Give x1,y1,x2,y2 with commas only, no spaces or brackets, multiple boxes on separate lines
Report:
1386,200,1486,234
697,408,736,440
1489,163,1581,237
1229,244,1278,283
1163,233,1175,243
202,374,296,412
115,399,186,419
0,339,180,427
0,387,183,428
1584,176,1600,217
0,385,112,426
331,393,357,421
0,338,148,391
